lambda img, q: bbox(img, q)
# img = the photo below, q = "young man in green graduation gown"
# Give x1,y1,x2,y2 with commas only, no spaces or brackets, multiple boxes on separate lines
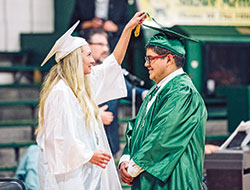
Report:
119,25,207,190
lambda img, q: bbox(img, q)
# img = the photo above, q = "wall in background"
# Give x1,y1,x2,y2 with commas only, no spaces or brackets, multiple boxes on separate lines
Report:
0,0,54,52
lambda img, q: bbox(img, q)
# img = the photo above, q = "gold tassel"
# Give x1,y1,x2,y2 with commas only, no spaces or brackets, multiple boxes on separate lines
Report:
134,24,141,37
134,12,152,38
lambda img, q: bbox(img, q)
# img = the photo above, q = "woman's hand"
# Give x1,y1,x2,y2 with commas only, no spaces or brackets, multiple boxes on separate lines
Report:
89,150,111,168
113,11,146,65
125,11,147,31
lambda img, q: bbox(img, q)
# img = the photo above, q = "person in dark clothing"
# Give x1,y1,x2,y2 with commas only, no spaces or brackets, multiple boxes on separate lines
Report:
70,0,129,51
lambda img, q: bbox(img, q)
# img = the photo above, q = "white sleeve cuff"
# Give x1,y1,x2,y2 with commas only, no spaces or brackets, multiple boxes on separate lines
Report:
118,154,130,168
127,159,144,177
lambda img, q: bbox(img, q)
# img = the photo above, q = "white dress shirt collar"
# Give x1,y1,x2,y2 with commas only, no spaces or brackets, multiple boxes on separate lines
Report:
146,68,184,113
157,67,184,88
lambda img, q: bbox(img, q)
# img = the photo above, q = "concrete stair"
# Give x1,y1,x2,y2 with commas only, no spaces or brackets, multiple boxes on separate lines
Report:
0,87,39,177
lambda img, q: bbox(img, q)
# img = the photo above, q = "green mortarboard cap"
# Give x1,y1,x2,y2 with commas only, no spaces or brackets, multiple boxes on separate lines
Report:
144,24,198,57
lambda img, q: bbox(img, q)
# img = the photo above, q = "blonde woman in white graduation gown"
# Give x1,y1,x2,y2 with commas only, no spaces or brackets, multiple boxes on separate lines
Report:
35,12,146,190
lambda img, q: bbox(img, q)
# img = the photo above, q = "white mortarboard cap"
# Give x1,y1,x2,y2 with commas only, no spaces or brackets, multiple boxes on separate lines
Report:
41,20,88,66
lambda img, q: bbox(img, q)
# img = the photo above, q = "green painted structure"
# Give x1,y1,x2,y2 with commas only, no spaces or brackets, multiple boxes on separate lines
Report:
171,25,250,95
217,86,250,133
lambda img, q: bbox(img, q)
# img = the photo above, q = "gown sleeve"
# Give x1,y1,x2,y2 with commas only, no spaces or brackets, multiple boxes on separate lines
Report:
131,86,207,182
91,54,127,105
43,88,93,175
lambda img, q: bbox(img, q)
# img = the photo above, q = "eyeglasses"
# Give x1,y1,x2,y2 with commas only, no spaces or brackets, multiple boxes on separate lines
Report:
144,54,169,64
89,42,109,48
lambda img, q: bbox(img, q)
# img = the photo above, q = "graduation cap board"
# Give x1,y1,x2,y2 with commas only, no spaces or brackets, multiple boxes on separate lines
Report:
219,120,250,150
143,24,198,43
141,13,198,57
143,24,199,57
41,20,88,66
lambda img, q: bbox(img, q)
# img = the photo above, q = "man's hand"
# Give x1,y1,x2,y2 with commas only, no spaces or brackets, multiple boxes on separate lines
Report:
103,20,118,32
99,105,114,125
205,144,219,154
89,150,111,168
91,17,103,28
81,17,103,29
120,161,134,185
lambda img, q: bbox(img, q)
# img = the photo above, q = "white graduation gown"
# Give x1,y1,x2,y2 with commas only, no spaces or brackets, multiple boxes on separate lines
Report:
36,54,126,190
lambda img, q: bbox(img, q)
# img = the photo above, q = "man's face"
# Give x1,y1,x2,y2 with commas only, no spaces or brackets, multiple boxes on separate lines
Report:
144,48,168,84
89,33,109,65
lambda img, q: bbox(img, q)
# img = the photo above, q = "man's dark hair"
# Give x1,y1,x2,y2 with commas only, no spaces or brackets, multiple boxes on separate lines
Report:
146,44,185,68
79,28,108,43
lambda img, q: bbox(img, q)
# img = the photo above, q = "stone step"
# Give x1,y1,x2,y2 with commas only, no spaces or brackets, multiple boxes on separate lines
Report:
0,88,39,101
0,127,33,143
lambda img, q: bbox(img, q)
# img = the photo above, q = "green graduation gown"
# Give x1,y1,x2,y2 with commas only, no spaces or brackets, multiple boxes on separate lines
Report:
123,73,207,190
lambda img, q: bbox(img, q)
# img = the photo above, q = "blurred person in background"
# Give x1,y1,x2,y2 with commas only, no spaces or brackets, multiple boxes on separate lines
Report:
14,145,40,190
70,0,129,51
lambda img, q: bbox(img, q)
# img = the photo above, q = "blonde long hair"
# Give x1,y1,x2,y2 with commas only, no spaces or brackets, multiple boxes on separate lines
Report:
35,47,100,134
